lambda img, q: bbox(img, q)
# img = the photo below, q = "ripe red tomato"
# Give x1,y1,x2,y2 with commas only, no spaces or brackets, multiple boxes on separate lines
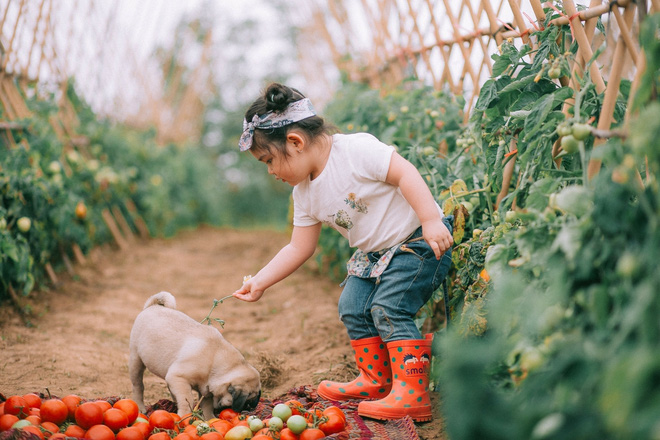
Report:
64,424,87,438
199,433,223,440
0,414,19,431
279,428,300,440
23,424,46,440
148,432,171,440
23,394,42,410
318,414,345,435
299,428,326,440
116,426,145,440
61,395,82,421
285,400,304,416
25,415,41,426
322,406,346,423
40,421,60,438
75,402,104,430
41,399,69,425
112,400,139,425
182,424,199,440
104,408,130,433
85,424,116,440
51,434,67,440
251,436,273,440
209,419,232,436
131,420,152,439
148,410,175,431
303,408,323,425
218,408,238,422
172,433,193,440
94,401,112,414
4,395,29,418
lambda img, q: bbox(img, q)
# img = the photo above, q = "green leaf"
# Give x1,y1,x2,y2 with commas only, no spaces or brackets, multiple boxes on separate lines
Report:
474,80,499,111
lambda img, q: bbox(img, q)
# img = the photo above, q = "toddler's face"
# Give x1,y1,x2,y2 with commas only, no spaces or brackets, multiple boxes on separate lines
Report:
250,144,307,186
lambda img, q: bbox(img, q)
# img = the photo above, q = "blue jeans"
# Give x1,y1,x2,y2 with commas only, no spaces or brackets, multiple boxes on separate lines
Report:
337,216,453,342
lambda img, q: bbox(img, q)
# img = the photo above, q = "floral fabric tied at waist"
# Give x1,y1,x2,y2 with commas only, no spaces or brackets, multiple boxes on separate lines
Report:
346,228,426,279
238,98,317,151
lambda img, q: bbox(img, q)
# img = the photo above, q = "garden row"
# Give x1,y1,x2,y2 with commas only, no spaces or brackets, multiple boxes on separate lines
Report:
319,10,660,440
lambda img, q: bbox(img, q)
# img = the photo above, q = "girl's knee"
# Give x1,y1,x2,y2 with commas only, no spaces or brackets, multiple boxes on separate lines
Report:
371,306,394,340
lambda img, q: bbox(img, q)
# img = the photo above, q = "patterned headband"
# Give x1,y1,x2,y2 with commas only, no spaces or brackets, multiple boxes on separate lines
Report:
238,98,317,151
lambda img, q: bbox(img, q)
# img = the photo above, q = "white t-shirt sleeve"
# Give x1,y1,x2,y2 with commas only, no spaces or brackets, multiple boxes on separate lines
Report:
292,187,319,227
349,133,395,182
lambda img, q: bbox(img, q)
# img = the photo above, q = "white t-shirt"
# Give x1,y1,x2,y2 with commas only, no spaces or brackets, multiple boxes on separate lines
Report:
293,132,441,253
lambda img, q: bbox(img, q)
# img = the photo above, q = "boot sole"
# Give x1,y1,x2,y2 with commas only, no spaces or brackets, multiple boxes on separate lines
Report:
358,406,433,423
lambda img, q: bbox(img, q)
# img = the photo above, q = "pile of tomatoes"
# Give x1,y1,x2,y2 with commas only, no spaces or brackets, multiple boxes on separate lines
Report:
0,394,347,440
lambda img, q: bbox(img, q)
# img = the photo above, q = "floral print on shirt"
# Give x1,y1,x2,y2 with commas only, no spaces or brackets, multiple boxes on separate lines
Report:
345,193,368,213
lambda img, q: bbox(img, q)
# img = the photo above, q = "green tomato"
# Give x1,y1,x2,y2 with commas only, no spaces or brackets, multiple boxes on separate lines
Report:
556,122,572,137
286,415,307,435
224,425,253,440
504,210,517,223
17,217,31,233
48,161,62,174
422,146,435,156
267,416,283,431
548,67,561,79
12,420,32,429
616,253,639,278
520,347,544,372
571,123,591,141
461,201,474,211
560,135,579,154
272,403,292,422
248,417,264,432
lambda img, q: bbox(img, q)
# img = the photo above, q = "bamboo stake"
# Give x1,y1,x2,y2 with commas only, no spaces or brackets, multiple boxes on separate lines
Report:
2,0,26,73
611,6,639,64
587,3,637,180
25,0,46,79
101,208,129,250
508,0,531,46
562,0,606,94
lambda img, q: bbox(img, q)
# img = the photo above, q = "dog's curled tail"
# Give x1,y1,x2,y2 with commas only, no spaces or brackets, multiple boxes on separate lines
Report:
143,291,177,310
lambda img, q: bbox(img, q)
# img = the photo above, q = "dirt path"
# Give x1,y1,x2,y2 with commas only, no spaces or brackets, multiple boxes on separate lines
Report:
0,226,444,439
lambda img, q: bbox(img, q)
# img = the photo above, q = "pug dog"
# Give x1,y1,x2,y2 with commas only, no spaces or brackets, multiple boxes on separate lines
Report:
129,291,261,419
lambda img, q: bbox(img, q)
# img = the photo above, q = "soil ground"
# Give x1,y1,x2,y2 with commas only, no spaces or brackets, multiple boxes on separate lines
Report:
0,226,445,439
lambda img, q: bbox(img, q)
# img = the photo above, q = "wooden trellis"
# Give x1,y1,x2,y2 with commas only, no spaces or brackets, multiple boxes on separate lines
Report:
293,0,659,192
0,0,214,145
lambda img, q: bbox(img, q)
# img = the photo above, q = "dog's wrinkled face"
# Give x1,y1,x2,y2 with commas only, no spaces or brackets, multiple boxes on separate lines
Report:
210,369,262,413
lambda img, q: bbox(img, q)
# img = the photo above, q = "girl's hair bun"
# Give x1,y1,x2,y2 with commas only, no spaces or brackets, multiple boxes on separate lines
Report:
265,83,296,112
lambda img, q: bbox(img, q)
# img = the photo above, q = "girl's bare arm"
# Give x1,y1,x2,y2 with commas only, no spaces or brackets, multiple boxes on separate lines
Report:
386,152,453,258
233,223,322,301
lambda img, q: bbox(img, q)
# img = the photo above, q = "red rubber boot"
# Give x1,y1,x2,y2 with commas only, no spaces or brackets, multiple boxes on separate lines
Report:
357,338,433,422
318,336,392,401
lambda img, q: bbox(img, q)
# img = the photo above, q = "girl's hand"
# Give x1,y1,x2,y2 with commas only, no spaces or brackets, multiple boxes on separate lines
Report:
233,276,265,302
422,218,453,259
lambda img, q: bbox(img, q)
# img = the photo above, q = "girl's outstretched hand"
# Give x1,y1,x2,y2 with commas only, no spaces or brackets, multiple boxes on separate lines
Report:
233,276,265,302
422,218,453,259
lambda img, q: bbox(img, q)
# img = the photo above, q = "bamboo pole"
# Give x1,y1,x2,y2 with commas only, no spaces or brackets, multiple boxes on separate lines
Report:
2,0,26,73
587,3,637,179
24,0,46,79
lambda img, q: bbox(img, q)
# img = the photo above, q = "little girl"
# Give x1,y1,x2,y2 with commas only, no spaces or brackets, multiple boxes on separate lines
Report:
233,83,453,422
